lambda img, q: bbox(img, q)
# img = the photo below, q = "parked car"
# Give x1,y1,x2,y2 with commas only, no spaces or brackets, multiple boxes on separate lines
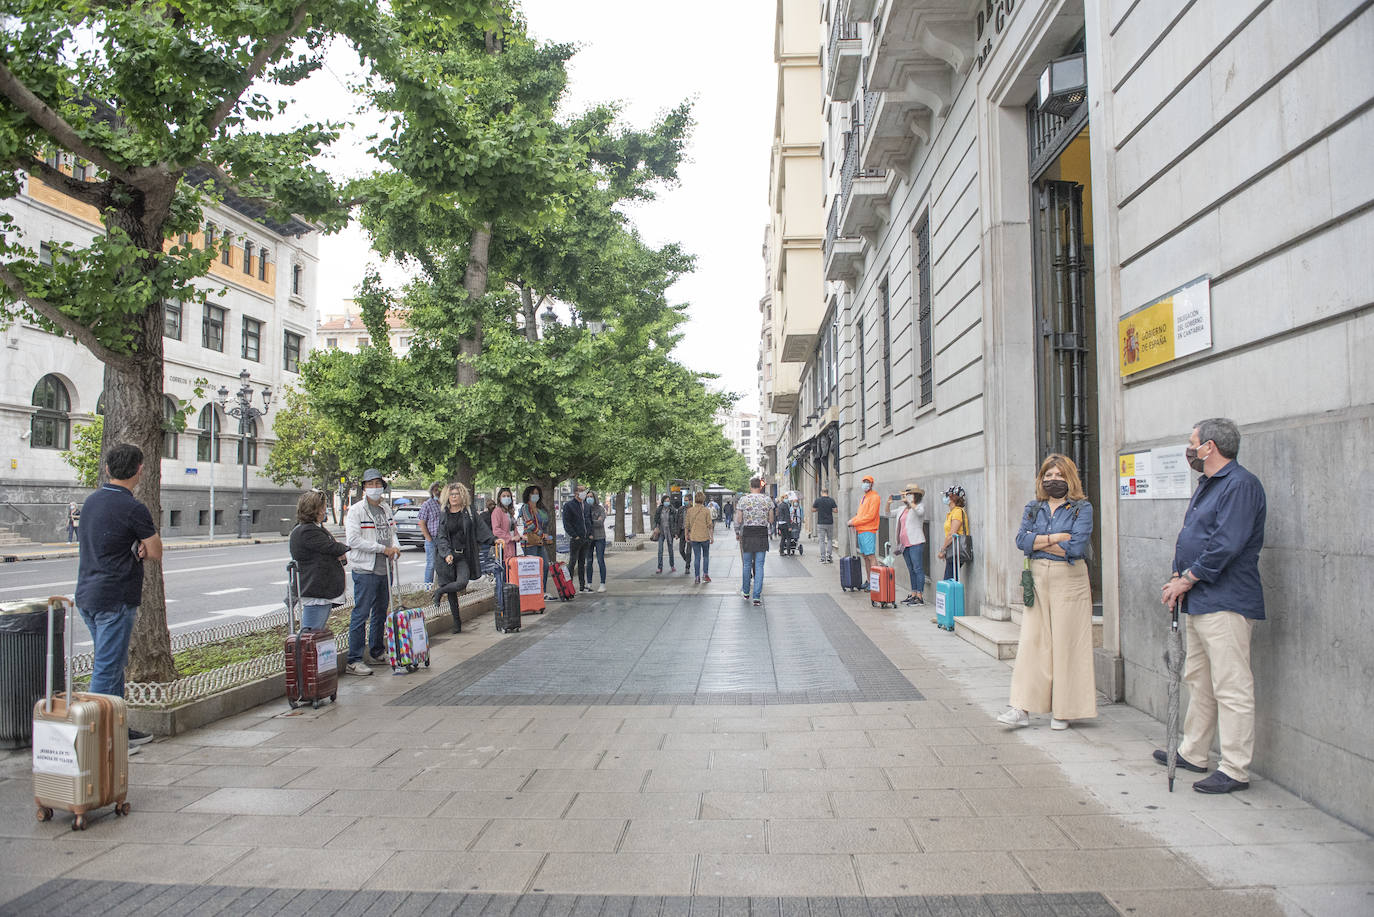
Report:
393,505,426,548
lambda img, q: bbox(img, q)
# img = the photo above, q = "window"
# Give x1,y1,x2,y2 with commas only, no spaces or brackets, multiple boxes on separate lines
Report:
202,304,225,351
162,395,179,459
178,231,189,246
291,263,303,296
236,416,258,466
163,300,182,340
196,405,221,462
915,213,934,408
204,223,216,250
39,243,52,267
242,317,261,361
30,375,70,450
856,319,867,437
251,509,261,525
169,510,182,527
879,278,892,426
71,160,88,181
258,248,269,281
283,331,302,372
325,337,338,349
242,240,253,275
220,232,232,265
43,150,61,170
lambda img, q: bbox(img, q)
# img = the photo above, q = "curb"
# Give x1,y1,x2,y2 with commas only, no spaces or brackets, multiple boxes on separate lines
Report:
1,535,290,564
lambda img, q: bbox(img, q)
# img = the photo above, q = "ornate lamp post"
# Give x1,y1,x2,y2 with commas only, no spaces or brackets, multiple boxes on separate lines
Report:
218,369,272,539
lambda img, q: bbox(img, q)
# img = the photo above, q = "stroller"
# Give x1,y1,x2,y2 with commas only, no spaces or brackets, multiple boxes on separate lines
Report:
778,518,803,556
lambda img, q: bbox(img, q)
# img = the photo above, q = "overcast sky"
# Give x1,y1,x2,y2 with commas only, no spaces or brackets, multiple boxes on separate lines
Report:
313,2,778,414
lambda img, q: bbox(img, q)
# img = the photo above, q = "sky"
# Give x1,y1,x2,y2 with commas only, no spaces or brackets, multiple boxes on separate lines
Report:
313,2,778,415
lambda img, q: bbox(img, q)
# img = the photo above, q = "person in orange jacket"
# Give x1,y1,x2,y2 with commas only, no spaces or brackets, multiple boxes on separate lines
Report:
848,474,882,580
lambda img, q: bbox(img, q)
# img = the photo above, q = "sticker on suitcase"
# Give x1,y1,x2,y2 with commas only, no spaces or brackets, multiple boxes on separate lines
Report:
32,722,81,777
869,569,880,592
315,638,338,674
408,614,429,656
514,555,543,595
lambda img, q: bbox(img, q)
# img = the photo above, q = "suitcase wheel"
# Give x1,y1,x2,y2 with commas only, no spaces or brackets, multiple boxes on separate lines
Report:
72,814,87,831
799,545,804,554
115,801,131,817
424,659,431,667
36,806,52,823
330,693,337,701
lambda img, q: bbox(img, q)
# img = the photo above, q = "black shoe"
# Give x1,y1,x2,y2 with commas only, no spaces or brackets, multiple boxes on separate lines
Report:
752,599,762,607
128,727,153,746
1153,748,1207,773
1193,771,1249,794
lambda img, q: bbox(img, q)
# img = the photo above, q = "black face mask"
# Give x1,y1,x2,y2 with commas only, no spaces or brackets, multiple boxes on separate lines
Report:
1043,479,1069,499
1187,446,1210,473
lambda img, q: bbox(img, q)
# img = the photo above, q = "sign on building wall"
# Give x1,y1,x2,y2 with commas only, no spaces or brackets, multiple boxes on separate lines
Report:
1119,445,1194,500
1118,276,1212,376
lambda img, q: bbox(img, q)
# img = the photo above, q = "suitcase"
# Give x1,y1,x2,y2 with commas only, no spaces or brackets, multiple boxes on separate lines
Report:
869,563,897,608
839,555,865,591
497,584,522,633
33,596,130,831
935,545,965,631
550,560,576,601
383,558,430,674
505,553,547,615
284,561,338,709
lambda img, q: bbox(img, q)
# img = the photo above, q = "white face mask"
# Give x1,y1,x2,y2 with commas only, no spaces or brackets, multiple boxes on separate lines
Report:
364,487,384,502
500,496,512,507
531,493,540,505
862,482,872,492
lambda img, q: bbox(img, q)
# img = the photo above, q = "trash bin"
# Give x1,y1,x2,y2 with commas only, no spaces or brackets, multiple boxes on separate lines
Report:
279,517,293,537
0,598,65,749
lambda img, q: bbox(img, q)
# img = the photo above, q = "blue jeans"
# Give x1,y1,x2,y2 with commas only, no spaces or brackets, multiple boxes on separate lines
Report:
901,544,926,594
78,603,138,697
423,540,437,585
591,538,607,583
657,534,676,570
741,551,766,599
692,541,710,576
300,602,332,631
349,572,389,663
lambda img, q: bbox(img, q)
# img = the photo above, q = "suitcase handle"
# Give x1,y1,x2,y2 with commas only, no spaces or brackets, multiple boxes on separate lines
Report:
285,560,301,633
45,594,72,712
388,553,401,612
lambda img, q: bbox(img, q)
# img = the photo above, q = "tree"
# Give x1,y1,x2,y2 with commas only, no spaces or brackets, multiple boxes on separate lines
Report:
263,386,349,521
61,415,103,490
0,0,505,681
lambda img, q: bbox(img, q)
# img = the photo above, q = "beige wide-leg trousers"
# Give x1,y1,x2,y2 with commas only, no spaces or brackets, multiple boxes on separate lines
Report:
1009,558,1097,720
1178,610,1255,782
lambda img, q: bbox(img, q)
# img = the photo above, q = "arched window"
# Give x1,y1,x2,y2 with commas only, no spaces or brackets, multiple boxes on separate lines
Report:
235,416,258,466
196,405,221,462
162,396,180,459
30,375,71,449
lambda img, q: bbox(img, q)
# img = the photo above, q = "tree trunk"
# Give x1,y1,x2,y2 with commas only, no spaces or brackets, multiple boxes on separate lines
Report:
454,222,491,494
613,491,626,542
645,482,655,534
520,284,539,343
101,306,177,684
631,483,644,535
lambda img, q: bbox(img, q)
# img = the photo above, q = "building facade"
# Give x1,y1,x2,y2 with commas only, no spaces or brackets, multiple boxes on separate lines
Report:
717,408,766,473
1,161,320,542
317,306,414,356
776,0,1374,832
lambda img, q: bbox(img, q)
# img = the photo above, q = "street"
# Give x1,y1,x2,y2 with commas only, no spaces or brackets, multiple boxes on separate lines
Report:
0,541,431,648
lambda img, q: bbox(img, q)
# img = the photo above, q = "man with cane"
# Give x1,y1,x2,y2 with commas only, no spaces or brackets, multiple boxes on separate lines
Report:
1156,418,1267,794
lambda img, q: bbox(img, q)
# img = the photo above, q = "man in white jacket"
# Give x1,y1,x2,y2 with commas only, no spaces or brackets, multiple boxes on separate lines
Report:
344,469,401,675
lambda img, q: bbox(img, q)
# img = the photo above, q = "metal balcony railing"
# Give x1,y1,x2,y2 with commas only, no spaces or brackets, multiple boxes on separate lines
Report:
826,196,841,254
827,14,861,73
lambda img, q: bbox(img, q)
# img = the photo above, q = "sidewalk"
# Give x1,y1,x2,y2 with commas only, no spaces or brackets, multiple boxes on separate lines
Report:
1,538,1369,915
1,532,292,563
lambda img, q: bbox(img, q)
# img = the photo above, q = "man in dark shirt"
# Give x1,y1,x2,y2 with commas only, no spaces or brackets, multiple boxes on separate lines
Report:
812,488,838,563
75,443,162,748
1156,418,1266,794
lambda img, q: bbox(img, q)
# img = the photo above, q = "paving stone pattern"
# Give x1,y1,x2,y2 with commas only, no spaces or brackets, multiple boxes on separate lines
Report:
627,553,814,580
1,881,1123,916
391,594,922,707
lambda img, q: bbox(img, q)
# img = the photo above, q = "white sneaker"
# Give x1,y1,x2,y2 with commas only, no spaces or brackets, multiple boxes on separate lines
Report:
1051,718,1070,731
996,707,1029,728
597,584,606,593
346,661,373,676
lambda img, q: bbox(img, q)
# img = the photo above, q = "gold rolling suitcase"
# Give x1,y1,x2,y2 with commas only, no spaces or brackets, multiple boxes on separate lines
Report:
32,596,130,830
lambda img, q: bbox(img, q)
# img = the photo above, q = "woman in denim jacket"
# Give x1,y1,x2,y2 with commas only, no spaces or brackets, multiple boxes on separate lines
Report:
998,453,1097,731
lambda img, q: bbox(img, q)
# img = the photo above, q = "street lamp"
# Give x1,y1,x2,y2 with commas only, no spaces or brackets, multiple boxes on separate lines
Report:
218,369,272,539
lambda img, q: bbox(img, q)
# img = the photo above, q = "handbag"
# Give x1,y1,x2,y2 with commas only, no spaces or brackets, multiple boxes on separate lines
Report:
955,533,973,566
650,526,661,542
1021,558,1035,607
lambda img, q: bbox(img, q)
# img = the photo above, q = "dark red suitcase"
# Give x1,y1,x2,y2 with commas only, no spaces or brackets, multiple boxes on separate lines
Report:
550,560,576,601
284,561,339,708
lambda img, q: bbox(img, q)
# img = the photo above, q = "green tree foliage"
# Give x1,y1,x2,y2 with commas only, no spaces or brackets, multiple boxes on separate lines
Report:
61,416,103,490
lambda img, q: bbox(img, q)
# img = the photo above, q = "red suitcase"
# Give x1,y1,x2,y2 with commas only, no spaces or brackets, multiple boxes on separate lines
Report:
284,561,339,708
869,563,897,608
550,560,576,601
505,553,547,615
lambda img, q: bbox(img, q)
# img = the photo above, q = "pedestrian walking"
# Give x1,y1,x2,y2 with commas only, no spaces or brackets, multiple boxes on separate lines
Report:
515,484,556,599
434,483,481,634
562,486,593,592
936,485,969,582
998,455,1096,730
289,490,348,632
74,442,161,751
686,492,714,584
489,487,519,560
586,488,608,592
1154,418,1268,794
812,488,837,563
889,484,927,604
66,501,80,543
343,469,401,676
735,477,774,606
417,482,443,587
655,494,677,573
723,500,734,528
848,474,881,580
673,492,691,574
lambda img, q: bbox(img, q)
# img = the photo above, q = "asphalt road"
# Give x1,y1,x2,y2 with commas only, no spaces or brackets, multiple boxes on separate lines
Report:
0,540,431,649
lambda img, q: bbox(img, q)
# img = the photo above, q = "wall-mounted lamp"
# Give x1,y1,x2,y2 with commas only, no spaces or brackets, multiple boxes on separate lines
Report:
1037,53,1087,118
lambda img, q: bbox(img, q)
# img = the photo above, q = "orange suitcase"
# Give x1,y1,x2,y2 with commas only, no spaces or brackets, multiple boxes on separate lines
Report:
505,553,547,615
869,564,897,608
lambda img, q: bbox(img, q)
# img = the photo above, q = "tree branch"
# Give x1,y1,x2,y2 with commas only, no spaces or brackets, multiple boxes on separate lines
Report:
203,0,315,136
0,64,137,185
11,155,107,205
0,263,136,369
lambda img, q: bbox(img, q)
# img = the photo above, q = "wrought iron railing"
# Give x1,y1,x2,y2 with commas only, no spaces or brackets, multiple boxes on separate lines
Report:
827,14,861,74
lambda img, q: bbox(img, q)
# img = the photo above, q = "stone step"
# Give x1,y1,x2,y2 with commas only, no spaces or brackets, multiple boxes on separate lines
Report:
0,533,33,545
954,615,1021,660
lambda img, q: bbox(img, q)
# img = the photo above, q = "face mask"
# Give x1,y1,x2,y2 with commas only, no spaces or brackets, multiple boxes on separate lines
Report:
585,496,594,506
943,496,950,505
531,493,541,505
862,482,872,492
500,496,512,507
1186,446,1205,473
1043,479,1069,499
364,487,384,501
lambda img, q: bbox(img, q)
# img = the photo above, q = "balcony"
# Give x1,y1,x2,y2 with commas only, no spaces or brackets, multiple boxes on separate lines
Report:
826,14,862,99
838,127,891,241
769,363,801,415
844,0,878,21
824,196,864,285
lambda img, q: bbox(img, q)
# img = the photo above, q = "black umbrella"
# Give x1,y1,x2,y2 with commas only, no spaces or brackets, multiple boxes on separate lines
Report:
1164,593,1187,791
